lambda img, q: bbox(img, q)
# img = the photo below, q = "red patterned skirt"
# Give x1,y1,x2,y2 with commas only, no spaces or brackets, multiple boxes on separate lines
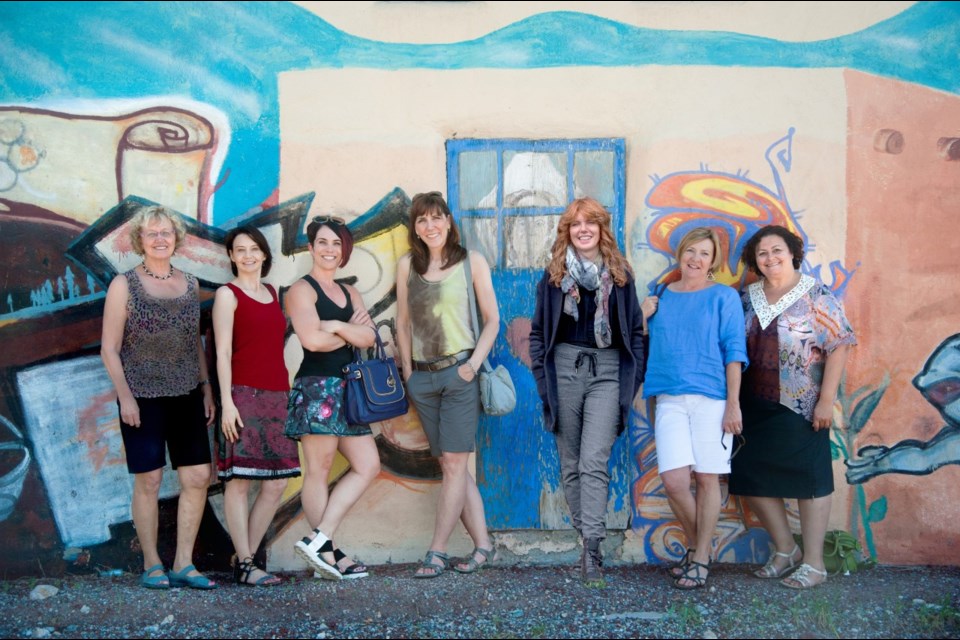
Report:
217,385,301,481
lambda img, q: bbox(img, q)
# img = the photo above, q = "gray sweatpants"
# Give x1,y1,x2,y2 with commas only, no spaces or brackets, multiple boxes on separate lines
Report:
553,343,621,541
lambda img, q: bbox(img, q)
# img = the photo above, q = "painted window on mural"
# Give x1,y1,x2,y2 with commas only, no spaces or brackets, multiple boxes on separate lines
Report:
446,139,626,269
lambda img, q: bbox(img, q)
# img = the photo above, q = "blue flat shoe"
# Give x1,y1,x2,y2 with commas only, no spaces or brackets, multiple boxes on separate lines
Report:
168,564,217,590
140,564,169,590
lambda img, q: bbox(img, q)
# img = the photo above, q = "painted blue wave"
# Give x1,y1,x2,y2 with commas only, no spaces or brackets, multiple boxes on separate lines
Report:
1,1,957,222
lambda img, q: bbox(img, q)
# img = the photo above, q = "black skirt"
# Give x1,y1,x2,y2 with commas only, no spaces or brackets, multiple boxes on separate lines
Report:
729,397,833,499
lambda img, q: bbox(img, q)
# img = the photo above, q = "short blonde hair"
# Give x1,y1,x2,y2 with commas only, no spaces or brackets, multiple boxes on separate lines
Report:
128,206,186,256
675,227,723,274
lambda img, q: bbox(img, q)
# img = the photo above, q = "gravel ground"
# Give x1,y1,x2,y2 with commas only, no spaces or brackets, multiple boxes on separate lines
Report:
2,562,959,639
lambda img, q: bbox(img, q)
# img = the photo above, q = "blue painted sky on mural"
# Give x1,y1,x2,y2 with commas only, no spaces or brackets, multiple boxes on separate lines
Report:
1,1,958,223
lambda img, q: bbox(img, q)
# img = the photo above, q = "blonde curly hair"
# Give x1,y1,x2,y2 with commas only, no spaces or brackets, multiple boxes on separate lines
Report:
128,206,186,256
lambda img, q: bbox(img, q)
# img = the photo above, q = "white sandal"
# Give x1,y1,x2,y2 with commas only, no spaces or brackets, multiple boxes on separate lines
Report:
780,563,827,589
294,528,342,581
753,544,801,579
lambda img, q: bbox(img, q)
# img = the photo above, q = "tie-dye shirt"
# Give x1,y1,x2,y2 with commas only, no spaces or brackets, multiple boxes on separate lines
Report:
742,276,857,421
407,259,476,361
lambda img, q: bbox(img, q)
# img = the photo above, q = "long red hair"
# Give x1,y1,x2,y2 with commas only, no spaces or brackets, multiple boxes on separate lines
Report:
547,198,632,287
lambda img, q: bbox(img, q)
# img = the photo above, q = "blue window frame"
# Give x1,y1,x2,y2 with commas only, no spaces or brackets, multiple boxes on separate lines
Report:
446,138,626,269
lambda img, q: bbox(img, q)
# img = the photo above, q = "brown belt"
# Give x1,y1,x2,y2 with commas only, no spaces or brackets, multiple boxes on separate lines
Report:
412,349,473,372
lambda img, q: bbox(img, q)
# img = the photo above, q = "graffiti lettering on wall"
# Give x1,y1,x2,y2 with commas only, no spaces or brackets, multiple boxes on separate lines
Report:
643,128,801,289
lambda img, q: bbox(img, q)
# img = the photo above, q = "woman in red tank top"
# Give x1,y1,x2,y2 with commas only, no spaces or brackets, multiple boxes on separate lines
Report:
213,226,302,586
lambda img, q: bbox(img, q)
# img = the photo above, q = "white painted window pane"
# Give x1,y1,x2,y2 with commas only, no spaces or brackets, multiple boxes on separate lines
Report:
574,151,615,208
459,217,498,268
458,151,498,210
489,151,566,208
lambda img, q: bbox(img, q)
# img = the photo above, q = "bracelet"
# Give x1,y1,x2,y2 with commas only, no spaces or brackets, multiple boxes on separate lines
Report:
466,361,478,374
198,379,210,386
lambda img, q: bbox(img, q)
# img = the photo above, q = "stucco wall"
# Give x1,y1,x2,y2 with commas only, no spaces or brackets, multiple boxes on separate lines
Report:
1,1,958,576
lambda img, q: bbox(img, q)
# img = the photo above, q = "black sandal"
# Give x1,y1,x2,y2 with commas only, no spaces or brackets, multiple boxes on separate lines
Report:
667,547,695,579
235,556,281,587
333,547,369,579
673,559,710,590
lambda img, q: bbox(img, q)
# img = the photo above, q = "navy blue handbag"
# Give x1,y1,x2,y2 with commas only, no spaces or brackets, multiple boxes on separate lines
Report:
342,332,408,425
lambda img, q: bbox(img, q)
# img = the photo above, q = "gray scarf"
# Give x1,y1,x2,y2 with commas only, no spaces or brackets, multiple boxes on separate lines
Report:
560,246,613,348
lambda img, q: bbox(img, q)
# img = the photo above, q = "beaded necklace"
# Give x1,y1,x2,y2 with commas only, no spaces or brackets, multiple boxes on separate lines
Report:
141,262,174,280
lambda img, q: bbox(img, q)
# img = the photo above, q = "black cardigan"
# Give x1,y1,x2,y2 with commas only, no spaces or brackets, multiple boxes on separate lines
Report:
529,270,646,435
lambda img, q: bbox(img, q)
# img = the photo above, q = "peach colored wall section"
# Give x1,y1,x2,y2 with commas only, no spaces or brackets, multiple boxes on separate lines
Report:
844,69,960,564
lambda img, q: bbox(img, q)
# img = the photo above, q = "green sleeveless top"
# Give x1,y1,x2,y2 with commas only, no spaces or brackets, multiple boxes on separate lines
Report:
407,258,476,361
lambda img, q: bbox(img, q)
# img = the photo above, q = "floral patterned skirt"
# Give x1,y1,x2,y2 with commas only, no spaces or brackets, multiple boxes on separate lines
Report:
217,385,301,481
284,375,372,439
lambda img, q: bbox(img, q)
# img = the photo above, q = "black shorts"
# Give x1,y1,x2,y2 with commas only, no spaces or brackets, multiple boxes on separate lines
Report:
119,387,212,474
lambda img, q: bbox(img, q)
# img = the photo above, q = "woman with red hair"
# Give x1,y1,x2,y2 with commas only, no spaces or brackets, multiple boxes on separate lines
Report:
530,197,646,584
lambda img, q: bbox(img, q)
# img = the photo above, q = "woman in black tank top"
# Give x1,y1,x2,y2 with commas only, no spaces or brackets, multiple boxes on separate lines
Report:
284,216,380,580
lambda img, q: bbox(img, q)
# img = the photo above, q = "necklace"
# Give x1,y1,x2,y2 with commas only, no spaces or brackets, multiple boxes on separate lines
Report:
141,262,174,280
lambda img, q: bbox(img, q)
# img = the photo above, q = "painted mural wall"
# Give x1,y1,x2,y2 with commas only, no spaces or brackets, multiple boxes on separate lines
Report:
1,1,958,576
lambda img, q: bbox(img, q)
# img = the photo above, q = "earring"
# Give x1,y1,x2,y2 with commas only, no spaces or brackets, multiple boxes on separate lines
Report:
707,270,716,281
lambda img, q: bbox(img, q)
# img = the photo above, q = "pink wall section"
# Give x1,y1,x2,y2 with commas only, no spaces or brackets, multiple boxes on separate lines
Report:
844,70,960,564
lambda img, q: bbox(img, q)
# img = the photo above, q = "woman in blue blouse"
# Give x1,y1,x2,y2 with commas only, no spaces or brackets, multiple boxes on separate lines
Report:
641,227,747,590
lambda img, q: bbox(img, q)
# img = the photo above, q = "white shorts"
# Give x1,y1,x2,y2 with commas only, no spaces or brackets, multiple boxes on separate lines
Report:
654,393,732,474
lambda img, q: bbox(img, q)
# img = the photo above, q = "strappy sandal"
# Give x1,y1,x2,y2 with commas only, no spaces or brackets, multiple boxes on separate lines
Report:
453,547,495,574
413,550,449,579
673,559,710,590
235,556,282,587
667,547,695,579
140,564,169,590
333,547,369,579
754,544,801,579
168,564,217,590
294,528,342,581
781,563,827,590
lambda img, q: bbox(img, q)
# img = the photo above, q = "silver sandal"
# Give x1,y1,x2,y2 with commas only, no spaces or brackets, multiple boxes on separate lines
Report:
754,544,801,579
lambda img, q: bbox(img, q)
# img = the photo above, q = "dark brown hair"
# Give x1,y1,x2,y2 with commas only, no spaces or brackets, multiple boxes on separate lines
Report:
742,225,804,275
307,216,354,267
407,191,466,275
224,226,272,277
547,198,632,287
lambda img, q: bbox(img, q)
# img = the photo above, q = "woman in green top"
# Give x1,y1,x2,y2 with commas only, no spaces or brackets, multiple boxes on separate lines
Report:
396,192,500,578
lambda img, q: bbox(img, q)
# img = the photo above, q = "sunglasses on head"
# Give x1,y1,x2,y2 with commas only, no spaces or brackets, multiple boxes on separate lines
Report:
312,215,346,225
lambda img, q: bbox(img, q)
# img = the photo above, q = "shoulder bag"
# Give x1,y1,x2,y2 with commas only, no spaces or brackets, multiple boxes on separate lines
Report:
462,255,517,416
342,331,408,425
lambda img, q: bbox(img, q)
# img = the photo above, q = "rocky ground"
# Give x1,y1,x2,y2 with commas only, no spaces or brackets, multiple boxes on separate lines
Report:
1,562,958,639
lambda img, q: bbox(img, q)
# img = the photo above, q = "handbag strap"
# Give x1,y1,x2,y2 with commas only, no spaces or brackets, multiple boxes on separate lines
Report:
461,254,493,374
643,279,669,337
352,327,387,363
